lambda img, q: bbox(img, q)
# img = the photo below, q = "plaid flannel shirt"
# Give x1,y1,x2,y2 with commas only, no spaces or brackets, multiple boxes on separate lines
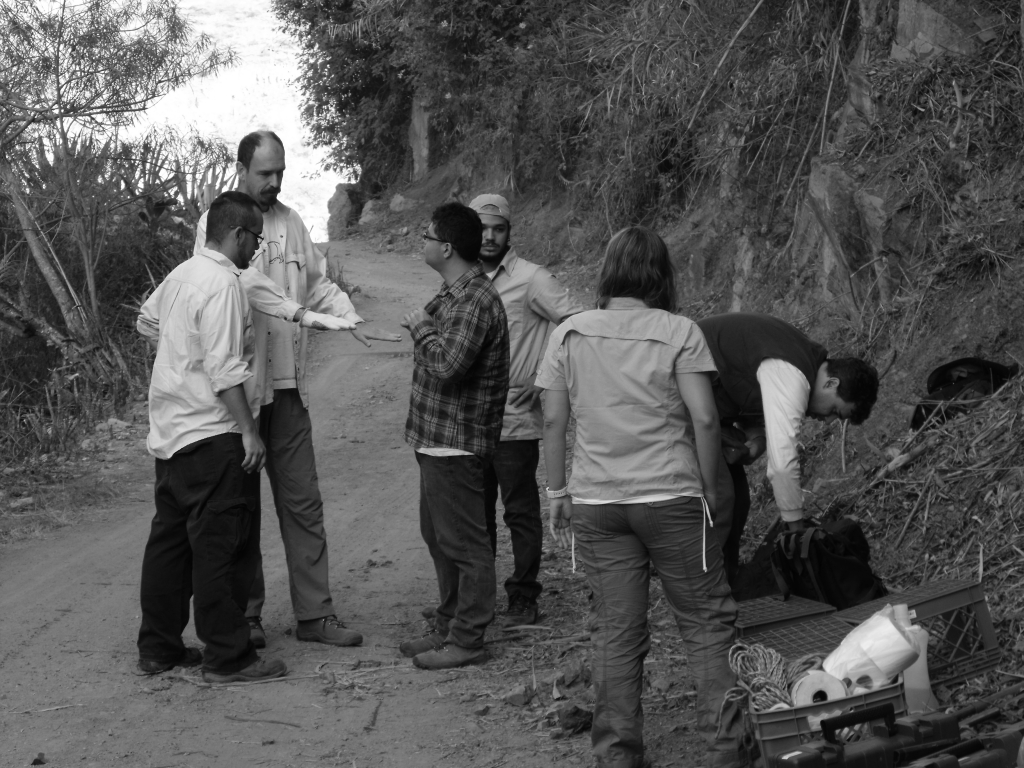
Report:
405,263,510,457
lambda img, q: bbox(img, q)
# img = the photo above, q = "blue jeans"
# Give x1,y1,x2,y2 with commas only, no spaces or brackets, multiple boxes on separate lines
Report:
416,452,496,649
483,439,543,604
572,498,744,768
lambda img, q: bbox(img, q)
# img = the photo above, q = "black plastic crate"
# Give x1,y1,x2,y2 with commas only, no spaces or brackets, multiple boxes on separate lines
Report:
736,595,836,638
834,579,1000,686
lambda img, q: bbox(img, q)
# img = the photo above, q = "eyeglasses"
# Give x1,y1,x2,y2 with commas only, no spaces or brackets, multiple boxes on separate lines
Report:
240,226,265,245
422,232,448,244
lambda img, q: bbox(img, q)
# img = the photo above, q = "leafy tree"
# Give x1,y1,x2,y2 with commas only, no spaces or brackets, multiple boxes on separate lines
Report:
0,0,232,357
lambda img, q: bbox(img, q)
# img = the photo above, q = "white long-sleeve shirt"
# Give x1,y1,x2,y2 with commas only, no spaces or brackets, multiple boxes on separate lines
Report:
756,358,809,521
195,201,363,408
138,248,258,459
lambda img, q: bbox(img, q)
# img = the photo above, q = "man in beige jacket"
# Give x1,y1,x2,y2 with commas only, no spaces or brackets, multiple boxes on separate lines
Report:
194,130,400,648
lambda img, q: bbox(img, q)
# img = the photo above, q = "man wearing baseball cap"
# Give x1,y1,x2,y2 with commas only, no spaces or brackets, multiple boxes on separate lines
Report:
468,193,582,626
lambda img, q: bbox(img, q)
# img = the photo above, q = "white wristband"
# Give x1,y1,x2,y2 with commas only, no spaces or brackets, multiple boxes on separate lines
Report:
545,486,568,499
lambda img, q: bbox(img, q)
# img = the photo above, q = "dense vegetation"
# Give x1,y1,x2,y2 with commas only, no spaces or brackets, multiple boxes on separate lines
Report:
274,0,863,223
0,0,235,459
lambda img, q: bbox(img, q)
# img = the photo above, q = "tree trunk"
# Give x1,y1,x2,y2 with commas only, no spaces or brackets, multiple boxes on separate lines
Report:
0,157,89,340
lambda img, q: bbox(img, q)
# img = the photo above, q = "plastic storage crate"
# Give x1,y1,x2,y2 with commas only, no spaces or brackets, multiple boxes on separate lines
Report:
834,579,1000,686
737,595,837,638
746,615,854,660
750,677,907,768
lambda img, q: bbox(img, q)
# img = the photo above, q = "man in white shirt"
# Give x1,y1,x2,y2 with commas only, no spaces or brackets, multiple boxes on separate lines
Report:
467,194,581,627
696,313,879,583
193,131,400,648
136,191,288,683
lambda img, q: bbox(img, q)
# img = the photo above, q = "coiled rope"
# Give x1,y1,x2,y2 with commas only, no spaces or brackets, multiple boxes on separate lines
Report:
723,641,826,713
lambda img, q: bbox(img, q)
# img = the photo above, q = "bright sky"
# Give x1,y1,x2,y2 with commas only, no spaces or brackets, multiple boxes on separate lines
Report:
132,0,347,239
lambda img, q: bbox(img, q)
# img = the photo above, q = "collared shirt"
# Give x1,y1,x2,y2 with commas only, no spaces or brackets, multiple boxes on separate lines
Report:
137,247,258,459
405,263,510,457
195,201,363,408
757,358,809,520
488,248,581,440
536,299,717,501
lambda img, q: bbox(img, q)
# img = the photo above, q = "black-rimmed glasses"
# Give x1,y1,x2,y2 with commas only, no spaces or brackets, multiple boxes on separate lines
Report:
240,226,265,246
422,231,447,244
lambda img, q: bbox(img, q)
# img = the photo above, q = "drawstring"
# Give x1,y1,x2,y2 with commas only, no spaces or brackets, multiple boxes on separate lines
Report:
700,495,714,572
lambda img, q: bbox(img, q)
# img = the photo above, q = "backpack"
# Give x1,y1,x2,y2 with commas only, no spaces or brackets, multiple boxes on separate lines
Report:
770,518,888,610
910,357,1020,430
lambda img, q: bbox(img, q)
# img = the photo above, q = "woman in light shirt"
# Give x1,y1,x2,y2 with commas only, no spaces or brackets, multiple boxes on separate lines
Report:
536,227,743,768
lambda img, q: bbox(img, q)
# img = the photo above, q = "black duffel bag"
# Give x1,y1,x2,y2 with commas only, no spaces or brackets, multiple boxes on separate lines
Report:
770,518,887,609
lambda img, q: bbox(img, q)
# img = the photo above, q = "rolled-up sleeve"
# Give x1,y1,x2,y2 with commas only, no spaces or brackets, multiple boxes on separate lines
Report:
199,285,252,394
757,358,810,520
536,333,567,391
137,288,163,343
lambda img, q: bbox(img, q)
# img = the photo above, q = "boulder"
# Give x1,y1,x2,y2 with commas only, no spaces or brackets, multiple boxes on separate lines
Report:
891,0,978,62
359,199,382,226
389,193,419,213
327,184,357,240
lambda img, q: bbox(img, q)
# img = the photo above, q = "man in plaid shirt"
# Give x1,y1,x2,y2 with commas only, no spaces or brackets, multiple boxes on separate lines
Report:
400,202,510,670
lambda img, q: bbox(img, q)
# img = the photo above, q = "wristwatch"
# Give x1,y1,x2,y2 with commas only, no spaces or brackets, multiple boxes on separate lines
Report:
545,486,568,499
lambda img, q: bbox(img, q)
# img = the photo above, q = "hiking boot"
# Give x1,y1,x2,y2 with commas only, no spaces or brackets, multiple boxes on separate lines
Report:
399,629,444,658
420,605,437,621
247,616,266,649
137,646,203,676
202,656,288,684
296,615,362,646
412,644,488,670
502,595,539,627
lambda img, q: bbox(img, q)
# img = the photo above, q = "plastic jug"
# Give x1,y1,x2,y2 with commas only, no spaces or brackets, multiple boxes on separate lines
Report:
894,603,940,713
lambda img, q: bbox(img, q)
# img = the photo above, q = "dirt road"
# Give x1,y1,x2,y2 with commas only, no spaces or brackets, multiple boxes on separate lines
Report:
0,241,701,768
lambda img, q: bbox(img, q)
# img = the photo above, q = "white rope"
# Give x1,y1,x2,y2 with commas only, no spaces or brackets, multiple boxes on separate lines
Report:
701,496,714,572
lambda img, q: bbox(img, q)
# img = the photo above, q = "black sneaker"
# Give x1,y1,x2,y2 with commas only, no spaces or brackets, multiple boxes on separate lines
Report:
247,616,267,649
502,596,539,627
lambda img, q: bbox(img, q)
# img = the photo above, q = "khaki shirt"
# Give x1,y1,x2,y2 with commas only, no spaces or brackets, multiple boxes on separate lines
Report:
536,300,717,500
138,248,258,459
195,202,363,408
489,249,581,440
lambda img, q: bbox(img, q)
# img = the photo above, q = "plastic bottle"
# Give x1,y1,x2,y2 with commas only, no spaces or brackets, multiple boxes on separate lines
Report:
893,604,940,714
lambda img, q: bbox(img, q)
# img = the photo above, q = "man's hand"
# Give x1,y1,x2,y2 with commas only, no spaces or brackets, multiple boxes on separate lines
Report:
400,309,430,329
744,434,767,463
509,380,543,409
240,429,266,473
300,311,356,331
548,496,573,549
348,327,403,348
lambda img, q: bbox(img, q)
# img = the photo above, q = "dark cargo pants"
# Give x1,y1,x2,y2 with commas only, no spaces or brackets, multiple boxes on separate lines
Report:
572,497,745,768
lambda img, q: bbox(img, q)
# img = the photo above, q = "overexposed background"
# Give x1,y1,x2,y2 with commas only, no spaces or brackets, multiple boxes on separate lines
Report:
131,0,346,239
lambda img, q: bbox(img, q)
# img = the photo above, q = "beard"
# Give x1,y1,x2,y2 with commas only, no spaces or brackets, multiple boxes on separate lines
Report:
479,241,510,264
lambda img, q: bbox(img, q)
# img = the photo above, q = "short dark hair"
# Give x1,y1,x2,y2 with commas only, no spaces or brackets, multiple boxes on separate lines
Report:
238,130,284,169
596,226,678,313
432,203,482,262
827,357,879,425
206,191,261,245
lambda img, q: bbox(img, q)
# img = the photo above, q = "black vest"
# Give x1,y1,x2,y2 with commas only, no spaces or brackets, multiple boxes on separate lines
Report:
696,313,827,422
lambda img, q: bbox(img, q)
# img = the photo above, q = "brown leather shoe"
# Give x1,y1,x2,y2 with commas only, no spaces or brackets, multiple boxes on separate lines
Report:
412,644,488,670
296,615,362,646
202,656,287,684
399,629,444,658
